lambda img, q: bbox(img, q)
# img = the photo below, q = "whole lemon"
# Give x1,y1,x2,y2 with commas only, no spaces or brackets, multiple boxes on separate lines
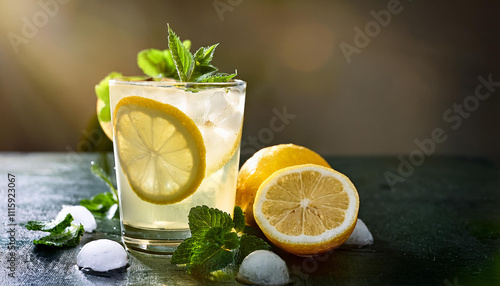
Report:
236,144,331,226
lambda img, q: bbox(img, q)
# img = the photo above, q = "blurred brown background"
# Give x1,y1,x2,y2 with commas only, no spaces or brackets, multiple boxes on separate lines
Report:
0,0,499,156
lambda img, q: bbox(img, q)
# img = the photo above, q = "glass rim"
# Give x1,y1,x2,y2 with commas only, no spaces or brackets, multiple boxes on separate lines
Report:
109,76,246,88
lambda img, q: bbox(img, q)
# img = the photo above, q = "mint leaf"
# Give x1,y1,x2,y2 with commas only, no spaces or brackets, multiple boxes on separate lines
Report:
204,227,239,250
204,227,227,245
97,104,110,122
173,205,271,276
80,192,116,213
137,48,176,78
136,39,190,79
234,234,271,264
189,244,233,274
189,44,223,82
27,213,73,233
33,224,85,248
168,25,194,82
188,205,234,237
95,72,122,101
26,214,85,248
171,237,198,265
182,40,191,51
197,72,237,83
194,44,218,66
222,232,239,250
190,64,218,83
90,163,117,199
233,206,245,233
81,160,118,217
95,72,123,122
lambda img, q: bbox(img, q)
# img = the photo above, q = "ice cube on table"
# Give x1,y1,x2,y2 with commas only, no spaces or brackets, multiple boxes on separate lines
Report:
344,219,374,247
55,205,96,233
236,250,291,286
77,239,128,272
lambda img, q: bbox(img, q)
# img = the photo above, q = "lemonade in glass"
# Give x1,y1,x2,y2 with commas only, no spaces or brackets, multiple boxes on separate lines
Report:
109,77,245,254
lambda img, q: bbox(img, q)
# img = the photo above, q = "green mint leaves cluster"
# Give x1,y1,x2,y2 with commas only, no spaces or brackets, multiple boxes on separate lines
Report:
26,214,84,247
96,25,236,125
80,162,118,219
171,205,270,275
166,25,236,83
138,25,236,83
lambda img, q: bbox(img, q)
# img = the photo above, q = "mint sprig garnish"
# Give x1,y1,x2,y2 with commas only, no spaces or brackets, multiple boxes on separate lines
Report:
171,205,270,275
190,44,218,80
95,26,236,126
80,159,118,219
167,24,237,83
194,44,218,66
26,214,85,248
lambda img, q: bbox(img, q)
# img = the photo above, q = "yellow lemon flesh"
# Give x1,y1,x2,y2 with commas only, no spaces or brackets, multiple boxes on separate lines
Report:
113,96,206,205
253,164,359,256
236,144,331,226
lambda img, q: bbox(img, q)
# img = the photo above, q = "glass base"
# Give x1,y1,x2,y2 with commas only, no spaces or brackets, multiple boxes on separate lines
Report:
121,223,191,254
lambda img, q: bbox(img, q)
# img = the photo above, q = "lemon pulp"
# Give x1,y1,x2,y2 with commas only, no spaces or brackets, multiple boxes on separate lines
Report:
113,96,206,205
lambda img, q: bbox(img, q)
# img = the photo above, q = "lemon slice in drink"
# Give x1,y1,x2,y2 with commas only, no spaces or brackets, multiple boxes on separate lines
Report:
203,125,242,175
113,96,206,205
253,164,359,256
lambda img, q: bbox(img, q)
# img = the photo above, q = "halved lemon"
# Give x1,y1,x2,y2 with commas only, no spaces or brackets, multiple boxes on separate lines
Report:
236,144,331,226
253,164,359,256
113,96,206,205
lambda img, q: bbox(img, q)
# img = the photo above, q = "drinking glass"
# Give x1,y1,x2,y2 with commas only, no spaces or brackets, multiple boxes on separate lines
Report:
109,77,246,254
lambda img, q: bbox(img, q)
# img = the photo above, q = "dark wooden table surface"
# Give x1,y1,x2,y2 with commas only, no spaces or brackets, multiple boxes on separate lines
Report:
1,152,499,285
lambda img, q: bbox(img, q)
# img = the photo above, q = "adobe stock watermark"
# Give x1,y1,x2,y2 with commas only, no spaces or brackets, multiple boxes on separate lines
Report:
213,0,243,22
65,127,106,166
384,73,499,191
339,0,404,63
5,173,18,278
7,0,72,54
241,106,297,156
